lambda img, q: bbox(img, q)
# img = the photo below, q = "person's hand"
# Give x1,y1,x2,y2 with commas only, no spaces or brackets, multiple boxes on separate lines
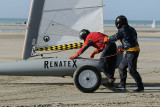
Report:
118,48,124,53
70,53,78,60
90,52,95,59
90,49,98,59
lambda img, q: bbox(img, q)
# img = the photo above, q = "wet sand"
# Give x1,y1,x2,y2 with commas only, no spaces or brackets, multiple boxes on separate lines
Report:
0,26,160,106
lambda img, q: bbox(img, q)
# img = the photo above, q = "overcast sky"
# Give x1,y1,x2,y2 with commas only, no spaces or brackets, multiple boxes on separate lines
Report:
0,0,160,20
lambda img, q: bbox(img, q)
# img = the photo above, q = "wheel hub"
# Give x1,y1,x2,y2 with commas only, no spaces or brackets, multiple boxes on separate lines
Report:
86,77,90,81
78,70,97,88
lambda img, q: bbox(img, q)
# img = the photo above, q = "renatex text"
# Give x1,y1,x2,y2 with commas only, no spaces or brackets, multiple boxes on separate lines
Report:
44,60,77,69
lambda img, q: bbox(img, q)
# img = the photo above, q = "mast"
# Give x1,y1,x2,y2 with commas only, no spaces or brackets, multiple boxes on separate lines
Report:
22,0,45,59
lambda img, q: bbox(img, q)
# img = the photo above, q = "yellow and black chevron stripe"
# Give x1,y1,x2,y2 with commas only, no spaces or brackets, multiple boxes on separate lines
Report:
36,42,84,51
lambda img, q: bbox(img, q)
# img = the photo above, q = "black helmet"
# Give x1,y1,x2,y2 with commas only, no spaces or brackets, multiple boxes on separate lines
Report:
115,15,128,29
79,29,90,41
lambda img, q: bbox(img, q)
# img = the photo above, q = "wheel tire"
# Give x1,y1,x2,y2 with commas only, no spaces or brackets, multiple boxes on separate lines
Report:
73,65,101,93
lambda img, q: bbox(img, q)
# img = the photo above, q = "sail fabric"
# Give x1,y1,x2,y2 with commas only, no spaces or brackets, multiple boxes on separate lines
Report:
36,0,104,48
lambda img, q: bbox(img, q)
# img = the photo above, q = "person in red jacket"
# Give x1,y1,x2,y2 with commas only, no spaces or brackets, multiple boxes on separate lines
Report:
70,29,117,86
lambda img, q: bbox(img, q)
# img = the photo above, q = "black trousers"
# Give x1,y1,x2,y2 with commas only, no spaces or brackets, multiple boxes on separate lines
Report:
119,51,144,88
99,43,117,79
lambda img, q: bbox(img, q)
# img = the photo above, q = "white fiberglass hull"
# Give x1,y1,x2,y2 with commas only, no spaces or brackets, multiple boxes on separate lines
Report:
0,53,122,76
0,57,100,76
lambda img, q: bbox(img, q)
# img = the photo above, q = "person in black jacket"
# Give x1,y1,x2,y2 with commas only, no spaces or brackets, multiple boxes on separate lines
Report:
106,15,144,92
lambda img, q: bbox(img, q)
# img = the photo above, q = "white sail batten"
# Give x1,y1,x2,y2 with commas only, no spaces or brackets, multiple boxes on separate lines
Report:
36,0,104,48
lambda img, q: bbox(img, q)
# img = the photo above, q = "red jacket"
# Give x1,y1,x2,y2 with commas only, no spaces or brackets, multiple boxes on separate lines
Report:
77,32,107,55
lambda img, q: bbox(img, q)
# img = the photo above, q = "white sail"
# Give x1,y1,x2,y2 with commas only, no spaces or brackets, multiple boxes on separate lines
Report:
151,19,156,28
23,0,104,59
36,0,104,48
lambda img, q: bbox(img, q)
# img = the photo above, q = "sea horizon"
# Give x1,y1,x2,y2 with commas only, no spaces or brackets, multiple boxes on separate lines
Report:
0,18,28,26
0,18,160,28
104,19,160,28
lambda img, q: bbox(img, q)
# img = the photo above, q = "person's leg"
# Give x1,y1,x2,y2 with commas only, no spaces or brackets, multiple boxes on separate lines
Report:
108,56,117,79
99,58,113,79
118,54,128,87
127,52,144,91
99,45,113,78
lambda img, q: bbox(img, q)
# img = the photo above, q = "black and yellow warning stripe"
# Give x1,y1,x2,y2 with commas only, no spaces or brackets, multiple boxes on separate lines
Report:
36,42,84,51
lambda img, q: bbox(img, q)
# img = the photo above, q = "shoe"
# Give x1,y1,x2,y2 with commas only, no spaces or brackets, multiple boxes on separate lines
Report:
133,88,144,92
103,82,114,87
115,84,126,89
103,78,115,88
108,78,116,84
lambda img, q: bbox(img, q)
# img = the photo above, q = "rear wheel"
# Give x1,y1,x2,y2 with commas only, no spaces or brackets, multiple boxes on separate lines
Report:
73,65,101,93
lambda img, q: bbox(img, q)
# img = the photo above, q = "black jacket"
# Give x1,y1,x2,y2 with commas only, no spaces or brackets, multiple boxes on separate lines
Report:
109,25,139,51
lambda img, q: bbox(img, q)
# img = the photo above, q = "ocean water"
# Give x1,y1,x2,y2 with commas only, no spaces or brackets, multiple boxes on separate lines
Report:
0,18,27,26
0,18,160,32
104,20,160,28
139,38,160,41
0,18,27,32
0,18,160,27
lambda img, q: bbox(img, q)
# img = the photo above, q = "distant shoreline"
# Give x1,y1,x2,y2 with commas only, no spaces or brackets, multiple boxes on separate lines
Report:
104,27,160,38
0,18,160,28
0,25,160,38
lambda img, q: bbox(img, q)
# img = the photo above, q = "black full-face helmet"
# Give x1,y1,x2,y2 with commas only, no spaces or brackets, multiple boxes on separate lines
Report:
79,29,90,41
115,15,128,29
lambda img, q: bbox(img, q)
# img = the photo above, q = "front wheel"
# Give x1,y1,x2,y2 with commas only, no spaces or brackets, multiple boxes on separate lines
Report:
73,65,101,93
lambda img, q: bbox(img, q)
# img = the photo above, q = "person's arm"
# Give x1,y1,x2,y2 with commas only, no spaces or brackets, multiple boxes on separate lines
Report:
69,39,93,59
105,30,123,43
77,39,93,56
108,34,118,43
90,49,102,59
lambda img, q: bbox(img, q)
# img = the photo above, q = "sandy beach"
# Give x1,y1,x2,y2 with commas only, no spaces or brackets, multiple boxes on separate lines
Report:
0,26,160,106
